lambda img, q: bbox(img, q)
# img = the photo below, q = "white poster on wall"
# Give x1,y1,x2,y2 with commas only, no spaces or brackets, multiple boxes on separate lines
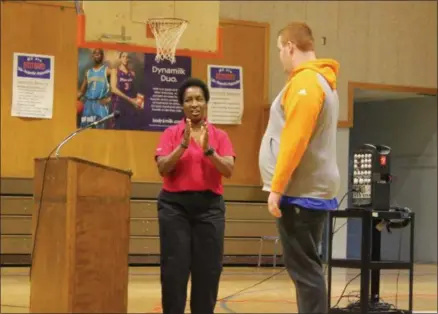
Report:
207,65,244,125
11,52,55,119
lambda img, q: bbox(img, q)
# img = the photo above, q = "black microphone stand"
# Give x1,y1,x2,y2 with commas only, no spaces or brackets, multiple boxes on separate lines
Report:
54,110,120,157
30,110,120,279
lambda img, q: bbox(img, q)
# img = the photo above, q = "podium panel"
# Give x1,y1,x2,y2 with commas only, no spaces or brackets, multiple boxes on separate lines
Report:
30,157,132,313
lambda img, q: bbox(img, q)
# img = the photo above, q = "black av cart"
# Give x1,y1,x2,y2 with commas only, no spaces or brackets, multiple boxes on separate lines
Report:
327,208,415,314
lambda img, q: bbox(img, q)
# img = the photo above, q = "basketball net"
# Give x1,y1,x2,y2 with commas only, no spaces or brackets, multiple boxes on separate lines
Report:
147,18,188,64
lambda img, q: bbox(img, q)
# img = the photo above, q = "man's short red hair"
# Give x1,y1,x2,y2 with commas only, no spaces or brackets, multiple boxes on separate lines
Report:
278,22,314,52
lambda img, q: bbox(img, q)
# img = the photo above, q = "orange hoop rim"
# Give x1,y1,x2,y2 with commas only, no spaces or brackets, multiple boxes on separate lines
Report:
147,17,188,22
147,17,188,26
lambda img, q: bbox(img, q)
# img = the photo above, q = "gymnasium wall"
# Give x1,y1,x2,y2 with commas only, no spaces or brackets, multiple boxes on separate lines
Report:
0,1,269,187
348,96,437,263
221,1,438,114
1,1,437,264
1,0,279,265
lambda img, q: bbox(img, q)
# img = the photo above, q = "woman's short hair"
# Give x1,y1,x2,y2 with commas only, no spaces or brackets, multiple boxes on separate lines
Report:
177,77,210,105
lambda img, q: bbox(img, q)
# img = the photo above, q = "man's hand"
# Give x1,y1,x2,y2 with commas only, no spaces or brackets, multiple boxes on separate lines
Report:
267,192,282,218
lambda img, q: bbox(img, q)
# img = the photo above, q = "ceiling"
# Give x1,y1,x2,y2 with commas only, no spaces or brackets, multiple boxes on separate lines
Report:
353,88,435,103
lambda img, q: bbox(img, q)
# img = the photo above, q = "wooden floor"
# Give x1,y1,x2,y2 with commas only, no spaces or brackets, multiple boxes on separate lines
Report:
1,264,437,313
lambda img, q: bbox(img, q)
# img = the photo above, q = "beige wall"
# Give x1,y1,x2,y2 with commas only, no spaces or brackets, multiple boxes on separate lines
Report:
0,2,269,186
219,1,437,258
1,1,435,260
221,1,437,117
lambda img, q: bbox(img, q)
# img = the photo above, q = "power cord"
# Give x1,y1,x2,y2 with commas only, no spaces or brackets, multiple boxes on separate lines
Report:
323,189,354,275
29,150,57,280
332,275,399,311
329,188,369,309
2,149,56,309
29,113,104,279
219,190,353,305
337,292,398,312
394,222,404,308
332,204,409,311
217,268,287,303
332,273,361,308
20,182,355,309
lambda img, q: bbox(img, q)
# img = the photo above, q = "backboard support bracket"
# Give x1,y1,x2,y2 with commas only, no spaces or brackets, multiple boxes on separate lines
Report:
100,26,132,42
76,14,223,59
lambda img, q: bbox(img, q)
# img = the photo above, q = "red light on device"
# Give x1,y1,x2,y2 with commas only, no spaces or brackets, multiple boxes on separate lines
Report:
380,156,387,166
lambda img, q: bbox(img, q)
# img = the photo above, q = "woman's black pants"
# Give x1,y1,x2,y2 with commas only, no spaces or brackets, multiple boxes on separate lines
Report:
157,190,226,314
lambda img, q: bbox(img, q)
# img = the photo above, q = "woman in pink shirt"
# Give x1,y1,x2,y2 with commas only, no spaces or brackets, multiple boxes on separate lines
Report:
155,78,236,314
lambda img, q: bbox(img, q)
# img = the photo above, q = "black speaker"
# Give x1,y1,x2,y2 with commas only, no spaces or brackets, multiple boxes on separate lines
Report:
351,144,391,211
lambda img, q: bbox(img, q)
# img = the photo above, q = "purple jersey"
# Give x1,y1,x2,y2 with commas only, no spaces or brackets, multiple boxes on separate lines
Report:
112,69,143,130
115,69,136,100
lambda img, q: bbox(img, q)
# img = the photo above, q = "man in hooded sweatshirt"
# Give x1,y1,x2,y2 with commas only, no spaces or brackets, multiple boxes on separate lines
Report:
259,21,341,314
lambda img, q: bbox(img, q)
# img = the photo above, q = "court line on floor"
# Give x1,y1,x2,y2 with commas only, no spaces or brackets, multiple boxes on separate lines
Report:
0,304,28,309
2,291,436,313
219,288,277,313
219,288,438,314
3,270,436,278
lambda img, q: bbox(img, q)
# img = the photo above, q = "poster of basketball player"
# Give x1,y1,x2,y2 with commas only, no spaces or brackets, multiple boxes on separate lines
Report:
76,48,191,131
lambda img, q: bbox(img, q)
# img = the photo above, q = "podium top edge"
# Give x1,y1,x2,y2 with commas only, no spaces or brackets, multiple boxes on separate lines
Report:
34,157,133,177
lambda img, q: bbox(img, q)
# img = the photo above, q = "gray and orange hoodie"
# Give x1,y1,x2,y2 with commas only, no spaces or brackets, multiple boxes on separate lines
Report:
259,59,341,210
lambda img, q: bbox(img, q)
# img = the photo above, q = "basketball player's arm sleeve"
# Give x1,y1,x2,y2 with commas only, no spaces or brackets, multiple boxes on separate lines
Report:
270,71,325,194
77,73,88,100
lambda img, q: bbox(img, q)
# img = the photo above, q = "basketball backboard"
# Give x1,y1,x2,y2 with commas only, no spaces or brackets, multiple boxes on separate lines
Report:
76,1,222,59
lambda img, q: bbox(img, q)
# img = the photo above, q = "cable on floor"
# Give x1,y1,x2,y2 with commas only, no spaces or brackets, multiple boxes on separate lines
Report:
219,190,352,308
394,223,404,308
332,204,408,311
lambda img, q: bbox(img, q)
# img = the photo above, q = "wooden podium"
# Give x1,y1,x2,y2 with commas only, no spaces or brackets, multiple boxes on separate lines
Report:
30,157,132,313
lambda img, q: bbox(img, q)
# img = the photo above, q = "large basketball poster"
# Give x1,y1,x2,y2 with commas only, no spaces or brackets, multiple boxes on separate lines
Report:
76,48,191,131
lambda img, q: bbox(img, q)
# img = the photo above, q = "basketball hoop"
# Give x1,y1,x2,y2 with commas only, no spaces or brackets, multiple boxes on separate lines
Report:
147,18,188,64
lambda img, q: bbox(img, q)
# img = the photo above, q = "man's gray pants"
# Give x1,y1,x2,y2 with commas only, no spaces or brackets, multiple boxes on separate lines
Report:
276,205,328,313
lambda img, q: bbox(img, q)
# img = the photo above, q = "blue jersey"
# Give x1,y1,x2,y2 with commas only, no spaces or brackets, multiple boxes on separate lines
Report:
79,64,110,129
85,65,110,100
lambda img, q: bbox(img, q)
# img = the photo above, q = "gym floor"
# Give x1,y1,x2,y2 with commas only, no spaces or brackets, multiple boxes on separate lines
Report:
1,264,437,313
